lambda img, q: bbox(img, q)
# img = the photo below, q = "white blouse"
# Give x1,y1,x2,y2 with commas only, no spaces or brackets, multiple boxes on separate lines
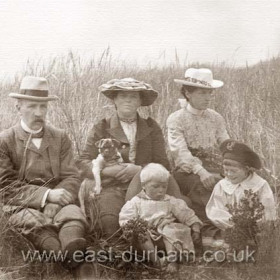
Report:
120,121,137,163
166,103,229,174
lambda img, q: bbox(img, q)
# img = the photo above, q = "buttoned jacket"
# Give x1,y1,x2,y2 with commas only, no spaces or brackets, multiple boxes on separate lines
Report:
0,123,81,209
77,113,170,178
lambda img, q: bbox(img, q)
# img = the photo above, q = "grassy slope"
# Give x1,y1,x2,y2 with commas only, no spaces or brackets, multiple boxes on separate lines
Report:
0,52,279,279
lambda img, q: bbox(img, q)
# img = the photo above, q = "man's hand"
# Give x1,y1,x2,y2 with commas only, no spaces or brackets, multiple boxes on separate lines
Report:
115,163,141,183
197,169,217,190
47,189,73,206
43,203,62,219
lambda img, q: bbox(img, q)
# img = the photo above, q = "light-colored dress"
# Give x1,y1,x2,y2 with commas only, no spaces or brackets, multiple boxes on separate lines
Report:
119,190,202,251
167,103,229,174
206,172,276,231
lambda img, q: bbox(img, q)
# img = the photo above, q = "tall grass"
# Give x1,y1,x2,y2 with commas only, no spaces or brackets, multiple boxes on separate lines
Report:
0,51,279,279
1,51,279,183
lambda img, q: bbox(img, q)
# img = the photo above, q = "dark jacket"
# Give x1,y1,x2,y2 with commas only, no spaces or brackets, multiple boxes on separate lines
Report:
77,113,170,178
0,123,81,209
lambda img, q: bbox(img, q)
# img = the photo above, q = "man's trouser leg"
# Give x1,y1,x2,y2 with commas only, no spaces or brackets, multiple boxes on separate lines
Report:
9,208,61,252
9,204,88,254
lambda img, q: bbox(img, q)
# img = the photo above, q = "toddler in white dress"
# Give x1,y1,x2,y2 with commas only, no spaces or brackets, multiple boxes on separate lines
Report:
119,163,202,272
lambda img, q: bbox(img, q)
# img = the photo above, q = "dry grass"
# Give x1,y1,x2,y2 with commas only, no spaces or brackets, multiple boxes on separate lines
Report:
0,51,279,279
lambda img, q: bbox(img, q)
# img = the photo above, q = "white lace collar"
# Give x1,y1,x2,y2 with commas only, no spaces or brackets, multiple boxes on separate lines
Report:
220,173,265,195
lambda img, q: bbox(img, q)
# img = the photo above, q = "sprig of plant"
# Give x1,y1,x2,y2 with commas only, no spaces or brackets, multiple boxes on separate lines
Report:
122,217,158,244
225,189,264,251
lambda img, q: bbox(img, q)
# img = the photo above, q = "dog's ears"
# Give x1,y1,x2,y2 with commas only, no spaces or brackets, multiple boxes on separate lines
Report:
112,139,121,148
95,138,121,148
95,139,104,148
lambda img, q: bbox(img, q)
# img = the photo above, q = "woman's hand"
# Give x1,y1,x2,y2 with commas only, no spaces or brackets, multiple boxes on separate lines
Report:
115,163,141,183
197,169,217,190
101,165,126,178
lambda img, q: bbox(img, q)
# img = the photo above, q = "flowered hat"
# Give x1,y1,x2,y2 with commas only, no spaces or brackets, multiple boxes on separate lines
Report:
99,78,158,106
174,68,223,89
220,139,261,169
9,76,58,101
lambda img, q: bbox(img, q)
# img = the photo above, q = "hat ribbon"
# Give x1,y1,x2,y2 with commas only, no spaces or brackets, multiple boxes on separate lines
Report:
184,77,211,87
20,89,48,97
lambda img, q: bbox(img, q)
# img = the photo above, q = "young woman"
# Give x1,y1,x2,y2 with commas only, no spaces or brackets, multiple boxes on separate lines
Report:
167,68,230,223
77,78,182,237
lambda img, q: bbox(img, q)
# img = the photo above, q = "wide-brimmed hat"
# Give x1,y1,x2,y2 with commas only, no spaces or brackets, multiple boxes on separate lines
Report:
99,78,158,106
174,68,224,89
9,76,58,101
220,139,261,169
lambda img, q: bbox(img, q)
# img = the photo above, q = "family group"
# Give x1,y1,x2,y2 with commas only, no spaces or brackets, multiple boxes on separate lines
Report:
0,68,276,274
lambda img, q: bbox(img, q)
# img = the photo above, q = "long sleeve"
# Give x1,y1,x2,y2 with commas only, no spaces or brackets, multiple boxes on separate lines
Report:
53,132,81,202
167,112,203,174
169,196,203,227
215,114,230,145
206,182,233,230
0,138,49,209
119,197,139,227
148,118,170,170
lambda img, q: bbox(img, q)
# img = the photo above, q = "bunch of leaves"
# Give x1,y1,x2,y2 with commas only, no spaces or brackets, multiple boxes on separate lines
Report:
225,189,265,251
121,217,158,245
189,147,223,170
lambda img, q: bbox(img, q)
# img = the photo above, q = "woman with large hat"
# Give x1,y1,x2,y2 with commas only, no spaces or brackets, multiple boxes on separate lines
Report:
166,68,230,226
77,78,182,237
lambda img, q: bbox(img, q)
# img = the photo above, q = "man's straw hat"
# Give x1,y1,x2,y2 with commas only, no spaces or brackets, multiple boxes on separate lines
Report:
174,68,224,89
9,76,58,101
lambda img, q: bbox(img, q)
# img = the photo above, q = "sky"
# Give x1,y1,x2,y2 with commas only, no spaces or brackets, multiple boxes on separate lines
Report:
0,0,280,79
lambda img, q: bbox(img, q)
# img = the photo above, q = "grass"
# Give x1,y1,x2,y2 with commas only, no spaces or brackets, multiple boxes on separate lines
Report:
0,51,279,279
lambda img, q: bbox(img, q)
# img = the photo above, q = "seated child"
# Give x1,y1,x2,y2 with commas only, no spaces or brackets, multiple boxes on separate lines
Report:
119,163,202,272
205,139,276,248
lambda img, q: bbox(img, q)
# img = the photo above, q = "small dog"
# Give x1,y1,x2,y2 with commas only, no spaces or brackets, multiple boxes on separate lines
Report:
91,138,123,195
79,138,124,220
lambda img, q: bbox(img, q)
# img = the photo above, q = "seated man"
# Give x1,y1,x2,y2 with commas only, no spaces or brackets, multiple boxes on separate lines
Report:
0,76,87,265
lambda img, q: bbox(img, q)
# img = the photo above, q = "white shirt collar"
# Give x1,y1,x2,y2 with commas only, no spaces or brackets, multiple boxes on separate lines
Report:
186,103,204,116
21,119,43,134
220,173,265,195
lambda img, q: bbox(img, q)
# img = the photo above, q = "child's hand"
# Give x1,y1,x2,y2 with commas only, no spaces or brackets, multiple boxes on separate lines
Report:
191,231,201,244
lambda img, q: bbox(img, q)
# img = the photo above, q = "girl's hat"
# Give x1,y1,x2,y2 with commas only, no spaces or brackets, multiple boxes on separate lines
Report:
174,68,224,89
99,78,158,106
220,139,261,169
9,76,58,101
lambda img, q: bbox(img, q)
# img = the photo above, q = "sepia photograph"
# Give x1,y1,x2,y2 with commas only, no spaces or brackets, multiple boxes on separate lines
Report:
0,1,279,279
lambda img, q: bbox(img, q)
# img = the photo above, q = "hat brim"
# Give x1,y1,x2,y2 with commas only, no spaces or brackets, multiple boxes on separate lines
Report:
174,79,224,89
101,89,158,106
9,93,58,101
